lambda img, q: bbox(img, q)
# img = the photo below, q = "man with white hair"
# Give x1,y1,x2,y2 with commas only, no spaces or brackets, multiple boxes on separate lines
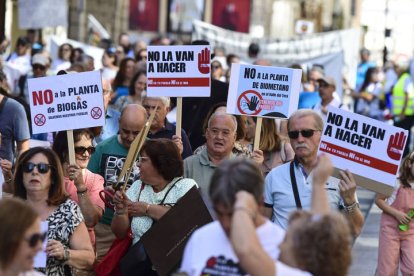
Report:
141,92,192,159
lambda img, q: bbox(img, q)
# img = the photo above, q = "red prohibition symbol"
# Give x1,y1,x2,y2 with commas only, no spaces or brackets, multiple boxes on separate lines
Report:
34,114,46,126
237,90,263,115
91,107,103,119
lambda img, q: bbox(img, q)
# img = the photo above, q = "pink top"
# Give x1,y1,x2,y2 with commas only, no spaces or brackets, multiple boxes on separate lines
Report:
64,169,105,247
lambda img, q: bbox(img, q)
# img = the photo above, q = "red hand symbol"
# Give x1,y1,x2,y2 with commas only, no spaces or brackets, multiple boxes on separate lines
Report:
198,47,210,74
387,131,407,160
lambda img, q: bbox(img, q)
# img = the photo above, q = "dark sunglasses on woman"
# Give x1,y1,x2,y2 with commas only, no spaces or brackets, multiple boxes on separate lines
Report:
23,162,53,174
25,232,47,248
74,146,95,155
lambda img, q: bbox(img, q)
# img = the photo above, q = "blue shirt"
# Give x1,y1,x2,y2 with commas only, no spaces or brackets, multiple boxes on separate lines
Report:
298,91,321,109
264,161,343,230
95,108,120,144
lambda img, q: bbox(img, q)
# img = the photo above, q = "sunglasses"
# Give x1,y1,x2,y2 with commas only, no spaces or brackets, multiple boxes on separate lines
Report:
74,146,96,155
23,162,53,174
288,129,320,139
25,232,47,248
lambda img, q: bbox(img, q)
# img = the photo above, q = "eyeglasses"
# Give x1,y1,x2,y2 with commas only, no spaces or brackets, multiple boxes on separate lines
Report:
74,146,96,155
208,127,233,138
138,156,150,163
25,232,47,248
23,162,53,174
32,64,46,71
143,104,161,111
318,82,330,88
288,129,320,139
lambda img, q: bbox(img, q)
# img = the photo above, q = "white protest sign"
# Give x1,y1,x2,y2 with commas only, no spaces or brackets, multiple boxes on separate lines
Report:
146,45,211,97
18,0,68,29
227,64,302,118
318,107,407,196
28,71,105,134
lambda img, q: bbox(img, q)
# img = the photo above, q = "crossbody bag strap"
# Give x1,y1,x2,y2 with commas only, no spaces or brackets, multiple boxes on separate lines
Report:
160,177,183,204
289,161,302,209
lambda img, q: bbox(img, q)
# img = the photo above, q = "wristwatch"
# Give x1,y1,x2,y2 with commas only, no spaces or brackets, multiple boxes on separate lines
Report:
63,247,70,262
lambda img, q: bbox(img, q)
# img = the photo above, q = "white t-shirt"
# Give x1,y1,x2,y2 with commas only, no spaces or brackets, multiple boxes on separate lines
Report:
180,220,285,276
276,261,312,276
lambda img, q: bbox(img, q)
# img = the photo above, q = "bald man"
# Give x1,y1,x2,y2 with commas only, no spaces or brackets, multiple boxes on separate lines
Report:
88,104,146,261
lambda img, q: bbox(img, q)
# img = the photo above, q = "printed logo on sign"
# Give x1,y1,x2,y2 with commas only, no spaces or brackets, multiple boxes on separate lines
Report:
34,114,46,126
91,107,103,119
237,90,263,115
198,47,210,74
387,131,407,160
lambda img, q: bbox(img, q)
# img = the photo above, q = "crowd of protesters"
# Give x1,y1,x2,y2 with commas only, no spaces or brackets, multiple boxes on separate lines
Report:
0,29,413,276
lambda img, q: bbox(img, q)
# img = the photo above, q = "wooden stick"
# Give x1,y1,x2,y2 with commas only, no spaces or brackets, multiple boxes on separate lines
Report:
253,117,263,151
176,97,182,137
67,130,76,164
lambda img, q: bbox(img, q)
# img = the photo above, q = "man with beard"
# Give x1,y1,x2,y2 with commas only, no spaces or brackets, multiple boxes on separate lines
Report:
263,109,364,237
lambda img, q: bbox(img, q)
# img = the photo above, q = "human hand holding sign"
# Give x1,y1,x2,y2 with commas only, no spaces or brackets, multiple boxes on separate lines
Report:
198,47,210,74
387,131,407,160
247,96,259,111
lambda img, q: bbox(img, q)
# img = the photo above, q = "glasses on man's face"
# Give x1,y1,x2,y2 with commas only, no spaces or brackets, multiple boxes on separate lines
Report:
288,129,320,139
143,104,161,112
318,82,330,88
74,146,95,155
25,232,47,248
23,162,53,174
208,127,233,138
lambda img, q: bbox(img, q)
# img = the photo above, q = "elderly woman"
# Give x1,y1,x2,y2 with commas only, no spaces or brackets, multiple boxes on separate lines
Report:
13,147,95,275
112,138,198,274
230,155,352,276
0,198,45,275
52,129,104,249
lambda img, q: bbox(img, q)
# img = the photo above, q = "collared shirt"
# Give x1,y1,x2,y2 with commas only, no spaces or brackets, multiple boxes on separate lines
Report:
95,107,120,144
184,147,236,215
147,120,192,159
264,160,343,230
312,97,348,122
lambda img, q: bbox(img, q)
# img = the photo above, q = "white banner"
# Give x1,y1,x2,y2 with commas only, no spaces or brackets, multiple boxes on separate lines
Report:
318,107,407,196
28,71,105,134
192,20,359,91
18,0,68,29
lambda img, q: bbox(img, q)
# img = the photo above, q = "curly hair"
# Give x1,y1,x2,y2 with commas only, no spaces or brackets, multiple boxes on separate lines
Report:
398,151,414,188
288,211,352,276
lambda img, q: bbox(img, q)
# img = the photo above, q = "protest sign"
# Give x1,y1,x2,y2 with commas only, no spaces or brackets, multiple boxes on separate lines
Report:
19,0,68,29
146,45,211,97
227,63,302,118
318,107,407,196
28,71,105,134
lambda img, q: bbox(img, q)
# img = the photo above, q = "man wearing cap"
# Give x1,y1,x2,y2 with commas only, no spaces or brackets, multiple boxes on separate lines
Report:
312,76,348,121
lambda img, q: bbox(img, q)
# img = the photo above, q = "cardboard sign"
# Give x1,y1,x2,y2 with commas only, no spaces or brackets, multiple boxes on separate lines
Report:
318,107,408,196
28,71,105,134
19,0,68,29
141,186,213,276
227,64,302,118
146,46,211,97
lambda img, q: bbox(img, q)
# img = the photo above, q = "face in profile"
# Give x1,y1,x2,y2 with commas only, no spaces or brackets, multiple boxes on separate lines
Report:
11,217,44,272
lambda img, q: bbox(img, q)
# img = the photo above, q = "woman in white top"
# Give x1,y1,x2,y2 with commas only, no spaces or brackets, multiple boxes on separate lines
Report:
354,67,383,120
230,155,352,276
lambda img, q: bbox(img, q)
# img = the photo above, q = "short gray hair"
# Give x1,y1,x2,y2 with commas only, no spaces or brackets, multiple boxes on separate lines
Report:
141,91,171,108
288,109,323,131
208,112,237,133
